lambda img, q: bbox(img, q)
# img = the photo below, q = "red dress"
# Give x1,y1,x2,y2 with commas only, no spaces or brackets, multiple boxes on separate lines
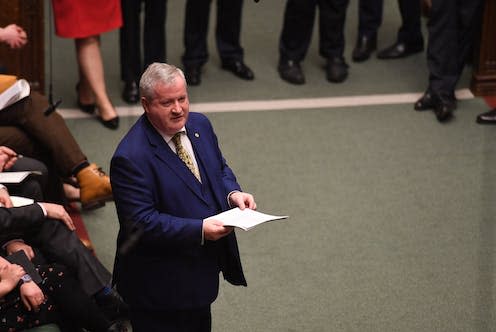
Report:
51,0,122,38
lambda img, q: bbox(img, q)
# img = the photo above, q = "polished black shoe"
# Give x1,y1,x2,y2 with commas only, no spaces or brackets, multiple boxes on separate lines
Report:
122,81,139,104
352,35,377,62
326,57,349,83
221,60,254,80
414,91,435,111
278,60,305,85
98,116,120,130
184,65,202,86
476,109,496,125
377,42,424,59
434,98,456,123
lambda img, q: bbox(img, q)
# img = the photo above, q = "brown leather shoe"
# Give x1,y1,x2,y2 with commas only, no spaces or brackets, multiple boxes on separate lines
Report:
77,163,113,210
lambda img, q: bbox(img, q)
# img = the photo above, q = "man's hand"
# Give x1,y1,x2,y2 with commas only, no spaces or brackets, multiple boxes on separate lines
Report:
0,261,25,291
229,191,257,210
203,218,233,241
0,186,12,208
6,241,35,260
39,203,75,231
0,24,27,49
0,146,18,171
20,282,45,311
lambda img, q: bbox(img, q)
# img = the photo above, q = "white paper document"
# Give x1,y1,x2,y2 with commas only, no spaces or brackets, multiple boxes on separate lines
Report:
10,196,34,207
208,208,288,231
0,171,41,184
0,79,30,110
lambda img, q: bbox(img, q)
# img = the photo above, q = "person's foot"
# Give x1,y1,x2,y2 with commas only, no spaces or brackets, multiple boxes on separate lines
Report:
122,81,139,104
377,42,424,59
278,60,305,85
352,35,377,62
76,163,113,210
434,97,456,123
95,287,130,321
326,57,349,83
476,109,496,125
184,65,202,86
414,91,436,111
97,102,120,130
63,183,80,202
76,82,96,114
221,60,255,80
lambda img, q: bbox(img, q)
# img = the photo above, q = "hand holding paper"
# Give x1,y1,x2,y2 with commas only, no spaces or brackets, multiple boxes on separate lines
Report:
207,208,288,231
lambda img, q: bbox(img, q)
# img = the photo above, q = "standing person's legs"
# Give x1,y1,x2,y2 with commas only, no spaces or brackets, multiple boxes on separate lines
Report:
277,0,317,84
396,0,424,48
76,36,119,127
120,0,142,104
319,0,350,83
131,307,211,332
351,0,382,61
143,0,167,67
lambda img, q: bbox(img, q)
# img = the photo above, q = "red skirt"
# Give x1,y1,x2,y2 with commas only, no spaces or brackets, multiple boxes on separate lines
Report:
51,0,122,38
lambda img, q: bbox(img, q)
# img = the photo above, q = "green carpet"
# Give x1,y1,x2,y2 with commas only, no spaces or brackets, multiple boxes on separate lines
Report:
45,0,496,331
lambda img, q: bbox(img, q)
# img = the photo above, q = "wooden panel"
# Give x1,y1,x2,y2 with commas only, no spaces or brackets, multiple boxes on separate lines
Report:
471,0,496,96
0,0,45,92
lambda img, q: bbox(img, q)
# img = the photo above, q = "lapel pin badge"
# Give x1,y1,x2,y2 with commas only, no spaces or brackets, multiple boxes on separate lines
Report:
194,132,200,138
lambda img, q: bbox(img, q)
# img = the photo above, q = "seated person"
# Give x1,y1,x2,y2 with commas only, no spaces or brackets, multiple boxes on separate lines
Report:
0,257,127,331
0,92,112,210
0,184,129,322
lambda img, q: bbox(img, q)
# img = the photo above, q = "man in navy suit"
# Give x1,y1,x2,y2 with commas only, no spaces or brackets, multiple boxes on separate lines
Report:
110,62,256,332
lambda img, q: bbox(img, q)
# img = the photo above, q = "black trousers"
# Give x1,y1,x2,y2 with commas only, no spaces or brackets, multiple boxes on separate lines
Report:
357,0,423,46
120,0,167,83
426,0,483,98
279,0,349,62
26,219,112,297
182,0,244,67
131,306,211,332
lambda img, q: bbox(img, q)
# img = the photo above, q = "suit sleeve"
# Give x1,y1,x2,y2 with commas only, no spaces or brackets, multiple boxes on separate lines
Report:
111,155,203,250
0,204,45,246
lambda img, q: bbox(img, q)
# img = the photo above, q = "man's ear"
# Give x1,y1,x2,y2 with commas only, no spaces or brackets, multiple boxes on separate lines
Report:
141,97,149,113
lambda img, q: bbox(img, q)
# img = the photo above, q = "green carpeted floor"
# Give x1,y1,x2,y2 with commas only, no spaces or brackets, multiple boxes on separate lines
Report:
46,1,496,331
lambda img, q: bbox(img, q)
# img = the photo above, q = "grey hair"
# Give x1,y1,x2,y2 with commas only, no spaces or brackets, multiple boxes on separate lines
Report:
139,62,186,100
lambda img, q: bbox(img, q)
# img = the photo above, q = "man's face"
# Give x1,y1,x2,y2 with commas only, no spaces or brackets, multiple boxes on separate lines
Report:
142,76,190,136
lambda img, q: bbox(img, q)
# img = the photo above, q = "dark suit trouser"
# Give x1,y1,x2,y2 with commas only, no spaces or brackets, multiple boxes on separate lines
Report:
426,0,483,98
358,0,423,46
120,0,167,83
182,0,244,67
131,306,211,332
0,92,86,177
279,0,349,62
28,219,111,296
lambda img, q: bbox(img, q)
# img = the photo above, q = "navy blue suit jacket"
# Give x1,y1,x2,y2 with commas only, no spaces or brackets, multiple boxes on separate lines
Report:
110,112,246,311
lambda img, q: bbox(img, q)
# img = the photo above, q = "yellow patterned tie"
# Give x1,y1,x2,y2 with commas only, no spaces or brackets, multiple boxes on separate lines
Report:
172,133,201,181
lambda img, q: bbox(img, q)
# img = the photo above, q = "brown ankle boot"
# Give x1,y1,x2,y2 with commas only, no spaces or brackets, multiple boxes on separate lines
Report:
76,163,113,210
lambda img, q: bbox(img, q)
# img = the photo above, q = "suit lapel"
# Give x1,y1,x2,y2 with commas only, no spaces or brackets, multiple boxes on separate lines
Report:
142,117,206,203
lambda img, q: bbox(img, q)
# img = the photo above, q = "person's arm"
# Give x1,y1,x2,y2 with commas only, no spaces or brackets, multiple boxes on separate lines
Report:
111,154,203,249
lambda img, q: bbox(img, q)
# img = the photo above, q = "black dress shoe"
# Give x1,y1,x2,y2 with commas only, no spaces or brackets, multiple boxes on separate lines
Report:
122,81,139,104
326,57,349,83
221,60,255,80
476,109,496,125
377,42,424,59
278,60,305,85
434,98,456,123
98,116,120,130
185,66,202,86
414,91,435,111
352,35,377,62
